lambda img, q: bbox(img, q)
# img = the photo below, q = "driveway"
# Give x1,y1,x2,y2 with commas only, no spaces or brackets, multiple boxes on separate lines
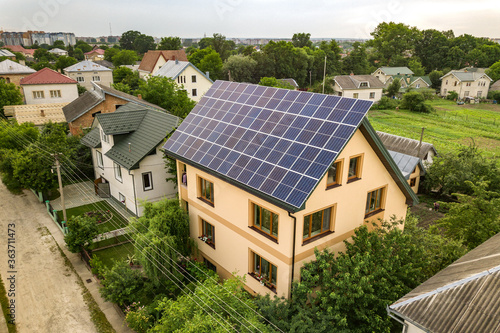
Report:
0,182,97,333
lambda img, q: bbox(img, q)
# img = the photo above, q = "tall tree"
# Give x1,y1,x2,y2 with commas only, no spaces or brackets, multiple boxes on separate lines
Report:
134,34,156,54
120,30,141,50
408,58,425,76
292,33,313,48
55,55,78,74
198,51,223,80
223,55,257,83
369,22,419,65
342,41,370,75
158,36,182,50
112,50,139,66
486,60,500,82
414,29,450,72
0,80,23,117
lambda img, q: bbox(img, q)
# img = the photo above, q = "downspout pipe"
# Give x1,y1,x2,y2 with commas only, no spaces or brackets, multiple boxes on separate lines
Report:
129,170,138,216
288,211,297,297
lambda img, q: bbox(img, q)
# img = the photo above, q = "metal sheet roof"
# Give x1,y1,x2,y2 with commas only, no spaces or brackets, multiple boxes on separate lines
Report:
388,150,422,179
0,59,36,75
64,60,111,73
80,127,101,148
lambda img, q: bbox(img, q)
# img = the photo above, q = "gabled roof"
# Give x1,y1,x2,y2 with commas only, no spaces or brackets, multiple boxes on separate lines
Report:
0,59,36,75
334,75,384,90
138,50,188,73
490,80,500,92
377,131,437,160
374,67,414,76
20,67,77,85
64,60,112,73
388,150,424,179
84,48,105,55
441,70,493,82
393,75,432,87
4,45,35,56
80,127,101,148
279,78,299,89
62,82,165,123
0,49,15,57
153,60,213,83
93,60,114,69
164,80,417,212
389,232,500,333
82,107,180,170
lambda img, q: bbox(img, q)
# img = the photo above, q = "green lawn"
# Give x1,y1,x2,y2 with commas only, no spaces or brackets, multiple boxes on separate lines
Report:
58,201,129,233
92,242,136,269
368,99,500,159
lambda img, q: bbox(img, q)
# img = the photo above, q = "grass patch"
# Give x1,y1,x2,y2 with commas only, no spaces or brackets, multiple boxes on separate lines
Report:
368,99,500,160
0,273,17,333
90,234,130,250
92,242,136,269
57,201,128,233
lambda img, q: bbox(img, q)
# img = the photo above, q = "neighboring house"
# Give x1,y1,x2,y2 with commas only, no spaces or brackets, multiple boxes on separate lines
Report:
3,45,35,60
163,80,418,298
48,48,68,56
388,150,425,194
138,50,188,79
372,67,414,86
0,49,16,59
81,103,180,216
64,60,113,90
387,75,432,92
3,103,68,126
377,131,438,166
489,79,500,92
388,232,500,333
153,60,213,102
93,60,115,70
84,48,105,61
0,59,36,91
279,78,299,90
20,67,78,105
62,82,165,135
333,75,384,102
440,69,492,99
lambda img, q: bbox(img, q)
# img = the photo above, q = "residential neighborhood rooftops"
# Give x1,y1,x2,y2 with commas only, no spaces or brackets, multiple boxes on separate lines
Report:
0,49,15,57
388,150,424,179
138,50,188,73
164,80,417,212
0,59,36,75
374,66,414,76
389,232,500,333
154,60,213,82
334,75,385,90
20,67,77,85
376,131,437,160
393,75,432,87
3,45,35,56
64,60,112,72
84,48,105,55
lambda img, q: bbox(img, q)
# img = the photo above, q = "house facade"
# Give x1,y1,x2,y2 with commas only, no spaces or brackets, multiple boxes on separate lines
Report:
84,49,105,61
81,104,179,216
164,81,417,298
372,67,414,86
440,69,492,99
62,82,164,135
153,60,213,102
64,61,113,91
333,75,384,102
0,59,36,92
138,50,188,79
20,67,78,105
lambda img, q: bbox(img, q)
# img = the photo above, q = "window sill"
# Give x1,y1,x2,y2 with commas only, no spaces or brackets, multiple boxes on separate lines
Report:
249,272,276,294
198,197,214,207
326,183,341,191
249,226,278,244
347,177,361,184
302,230,335,246
198,237,215,249
115,178,123,183
364,209,384,219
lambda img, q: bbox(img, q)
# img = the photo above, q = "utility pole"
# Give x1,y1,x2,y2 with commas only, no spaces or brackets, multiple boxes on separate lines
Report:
53,154,67,222
417,127,425,158
322,55,327,94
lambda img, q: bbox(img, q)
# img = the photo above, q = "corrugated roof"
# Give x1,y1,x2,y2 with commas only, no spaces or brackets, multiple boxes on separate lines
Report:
20,67,77,85
138,50,188,73
279,78,299,89
377,131,437,160
0,49,15,57
334,75,384,90
64,60,111,73
377,67,414,76
0,59,36,75
390,233,500,333
94,109,179,170
388,150,424,179
62,89,103,122
80,127,101,148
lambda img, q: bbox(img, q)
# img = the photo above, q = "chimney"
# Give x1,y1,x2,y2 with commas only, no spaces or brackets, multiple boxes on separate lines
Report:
137,94,142,100
206,71,210,79
175,59,178,65
128,143,132,152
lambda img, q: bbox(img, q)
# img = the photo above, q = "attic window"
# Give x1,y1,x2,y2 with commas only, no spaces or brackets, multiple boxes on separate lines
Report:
359,82,368,88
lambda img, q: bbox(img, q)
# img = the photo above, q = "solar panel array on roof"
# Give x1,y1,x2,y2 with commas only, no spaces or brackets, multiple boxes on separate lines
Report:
163,80,373,210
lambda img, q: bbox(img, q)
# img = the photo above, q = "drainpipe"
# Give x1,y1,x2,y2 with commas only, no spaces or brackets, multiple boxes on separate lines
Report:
387,307,408,332
288,211,297,297
129,170,138,216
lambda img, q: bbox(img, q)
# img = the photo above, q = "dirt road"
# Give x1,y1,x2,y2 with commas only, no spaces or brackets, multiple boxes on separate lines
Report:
0,182,97,333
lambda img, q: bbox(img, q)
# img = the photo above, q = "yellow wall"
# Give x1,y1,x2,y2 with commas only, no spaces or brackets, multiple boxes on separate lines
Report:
408,165,421,194
178,127,409,298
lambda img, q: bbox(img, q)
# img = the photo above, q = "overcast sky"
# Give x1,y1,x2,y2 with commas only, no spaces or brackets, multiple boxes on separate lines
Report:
0,0,499,40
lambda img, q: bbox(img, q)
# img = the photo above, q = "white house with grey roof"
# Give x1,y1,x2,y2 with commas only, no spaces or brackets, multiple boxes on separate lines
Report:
64,61,113,91
372,67,414,86
440,68,492,99
153,60,213,102
81,103,180,216
333,75,384,102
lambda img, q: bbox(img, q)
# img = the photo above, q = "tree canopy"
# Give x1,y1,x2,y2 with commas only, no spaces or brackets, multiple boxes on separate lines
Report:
158,36,182,50
0,80,23,117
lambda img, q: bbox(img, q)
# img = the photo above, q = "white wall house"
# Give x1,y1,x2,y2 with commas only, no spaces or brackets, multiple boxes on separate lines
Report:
20,67,78,105
333,75,384,102
440,69,492,99
81,103,180,216
64,61,113,91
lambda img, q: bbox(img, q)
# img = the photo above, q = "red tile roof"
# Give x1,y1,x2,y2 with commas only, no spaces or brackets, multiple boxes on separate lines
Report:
20,67,77,85
138,50,188,73
4,45,35,56
85,48,105,55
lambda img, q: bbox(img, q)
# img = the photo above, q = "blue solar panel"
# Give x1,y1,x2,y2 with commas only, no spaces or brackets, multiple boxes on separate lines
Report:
163,80,373,210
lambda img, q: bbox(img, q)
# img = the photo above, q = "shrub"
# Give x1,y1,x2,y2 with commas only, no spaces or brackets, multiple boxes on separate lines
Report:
419,88,437,100
371,96,400,110
89,254,106,279
488,90,500,103
400,91,435,113
125,302,153,333
446,91,458,100
100,261,145,307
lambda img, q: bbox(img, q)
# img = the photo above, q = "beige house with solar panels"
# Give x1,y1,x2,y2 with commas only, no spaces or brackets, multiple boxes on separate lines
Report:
164,80,418,298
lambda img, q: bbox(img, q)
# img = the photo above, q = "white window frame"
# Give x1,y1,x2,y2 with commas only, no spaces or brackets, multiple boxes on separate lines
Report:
114,162,122,182
50,90,61,98
76,76,85,82
192,75,197,83
92,75,101,82
101,129,109,143
142,172,153,191
96,151,103,169
33,90,44,99
192,88,197,97
369,92,375,99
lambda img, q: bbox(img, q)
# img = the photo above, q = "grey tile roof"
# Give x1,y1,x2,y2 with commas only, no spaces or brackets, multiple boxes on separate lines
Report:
334,75,385,90
376,131,437,160
62,89,102,122
153,60,213,83
80,127,101,148
388,150,424,179
389,233,500,333
441,69,493,82
64,60,112,73
94,109,179,170
0,59,36,75
94,83,165,112
491,80,500,92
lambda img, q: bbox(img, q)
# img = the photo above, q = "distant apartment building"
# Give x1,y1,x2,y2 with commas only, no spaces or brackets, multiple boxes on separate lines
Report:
0,31,75,46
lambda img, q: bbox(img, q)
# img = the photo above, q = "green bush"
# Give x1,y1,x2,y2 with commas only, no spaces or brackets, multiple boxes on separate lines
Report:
89,254,106,279
371,96,400,110
100,261,145,307
487,90,500,103
419,88,437,100
446,91,458,100
400,91,435,113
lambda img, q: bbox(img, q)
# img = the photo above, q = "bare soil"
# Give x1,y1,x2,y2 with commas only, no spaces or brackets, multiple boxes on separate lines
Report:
410,201,445,229
0,182,97,333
